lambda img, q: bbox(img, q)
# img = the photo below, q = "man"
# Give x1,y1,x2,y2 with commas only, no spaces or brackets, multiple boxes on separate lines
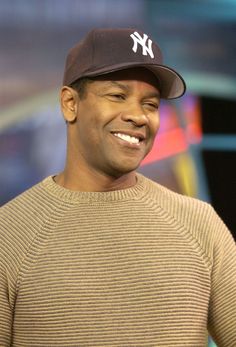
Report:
0,28,235,347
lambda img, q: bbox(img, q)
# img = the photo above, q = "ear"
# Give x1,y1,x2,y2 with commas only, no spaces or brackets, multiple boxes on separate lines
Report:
60,86,79,123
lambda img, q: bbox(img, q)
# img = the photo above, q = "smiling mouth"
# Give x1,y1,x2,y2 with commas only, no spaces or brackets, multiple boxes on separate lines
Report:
114,132,140,145
113,132,144,145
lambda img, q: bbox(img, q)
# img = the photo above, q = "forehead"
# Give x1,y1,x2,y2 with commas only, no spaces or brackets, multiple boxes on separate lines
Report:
90,67,160,94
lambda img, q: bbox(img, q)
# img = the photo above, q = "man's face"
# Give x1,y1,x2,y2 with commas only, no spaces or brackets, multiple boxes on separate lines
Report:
68,68,160,178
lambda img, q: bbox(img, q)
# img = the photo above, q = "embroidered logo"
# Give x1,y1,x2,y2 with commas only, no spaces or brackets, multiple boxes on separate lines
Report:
130,31,154,59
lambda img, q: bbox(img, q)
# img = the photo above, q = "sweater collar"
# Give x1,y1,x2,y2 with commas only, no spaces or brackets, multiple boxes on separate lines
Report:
41,173,147,203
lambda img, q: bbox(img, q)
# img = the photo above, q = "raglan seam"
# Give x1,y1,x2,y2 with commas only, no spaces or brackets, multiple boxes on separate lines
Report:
14,200,71,298
145,193,213,274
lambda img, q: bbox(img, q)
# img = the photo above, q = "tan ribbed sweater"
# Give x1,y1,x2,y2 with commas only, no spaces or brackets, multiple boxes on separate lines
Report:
0,174,236,347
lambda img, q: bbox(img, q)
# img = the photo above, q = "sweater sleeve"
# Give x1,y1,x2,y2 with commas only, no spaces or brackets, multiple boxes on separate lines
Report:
0,214,14,347
0,263,13,346
207,207,236,346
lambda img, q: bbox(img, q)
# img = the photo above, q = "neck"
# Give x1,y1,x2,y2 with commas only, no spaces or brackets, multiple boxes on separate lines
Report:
54,167,137,192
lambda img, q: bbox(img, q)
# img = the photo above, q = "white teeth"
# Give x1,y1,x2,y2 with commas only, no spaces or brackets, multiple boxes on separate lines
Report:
114,132,140,144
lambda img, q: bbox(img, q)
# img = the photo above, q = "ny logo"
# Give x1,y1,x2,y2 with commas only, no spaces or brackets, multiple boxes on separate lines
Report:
130,31,154,59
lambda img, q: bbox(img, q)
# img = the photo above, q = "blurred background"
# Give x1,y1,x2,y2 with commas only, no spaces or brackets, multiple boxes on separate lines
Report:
0,1,236,345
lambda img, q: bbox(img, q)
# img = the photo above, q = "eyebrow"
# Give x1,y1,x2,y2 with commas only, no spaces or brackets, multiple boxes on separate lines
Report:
144,91,160,99
105,80,131,92
103,81,160,98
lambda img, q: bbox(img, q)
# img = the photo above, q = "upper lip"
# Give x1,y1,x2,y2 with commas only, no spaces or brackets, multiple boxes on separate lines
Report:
111,130,146,141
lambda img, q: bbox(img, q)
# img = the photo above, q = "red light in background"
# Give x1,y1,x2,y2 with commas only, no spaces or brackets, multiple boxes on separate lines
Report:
141,95,202,166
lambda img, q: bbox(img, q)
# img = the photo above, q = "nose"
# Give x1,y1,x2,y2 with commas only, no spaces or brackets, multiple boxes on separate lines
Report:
121,103,149,127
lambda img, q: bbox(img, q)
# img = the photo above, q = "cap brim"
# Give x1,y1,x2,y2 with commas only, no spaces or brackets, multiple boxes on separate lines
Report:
146,65,186,99
74,62,186,100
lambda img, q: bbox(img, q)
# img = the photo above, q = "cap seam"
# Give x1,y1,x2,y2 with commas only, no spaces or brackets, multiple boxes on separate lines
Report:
63,28,186,99
91,29,95,74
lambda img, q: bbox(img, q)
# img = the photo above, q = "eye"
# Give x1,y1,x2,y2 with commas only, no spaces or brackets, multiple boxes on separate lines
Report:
144,102,159,110
108,93,126,101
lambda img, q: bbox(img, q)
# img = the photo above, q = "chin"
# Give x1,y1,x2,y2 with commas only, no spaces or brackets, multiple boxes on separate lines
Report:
109,162,141,178
105,153,146,177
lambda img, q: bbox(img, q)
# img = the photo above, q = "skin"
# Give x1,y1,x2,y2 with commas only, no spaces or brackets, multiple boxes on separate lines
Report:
55,67,161,192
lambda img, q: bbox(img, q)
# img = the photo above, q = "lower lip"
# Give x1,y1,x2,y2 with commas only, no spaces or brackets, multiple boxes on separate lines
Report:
112,134,144,149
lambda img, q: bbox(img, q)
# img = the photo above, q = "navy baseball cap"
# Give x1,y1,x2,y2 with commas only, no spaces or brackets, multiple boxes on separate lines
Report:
63,28,186,99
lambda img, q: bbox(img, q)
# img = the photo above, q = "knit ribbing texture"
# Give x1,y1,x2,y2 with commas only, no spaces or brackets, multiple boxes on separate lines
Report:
0,174,236,346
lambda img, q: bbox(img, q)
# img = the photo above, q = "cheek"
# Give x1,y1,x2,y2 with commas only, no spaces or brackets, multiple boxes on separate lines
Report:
149,113,160,137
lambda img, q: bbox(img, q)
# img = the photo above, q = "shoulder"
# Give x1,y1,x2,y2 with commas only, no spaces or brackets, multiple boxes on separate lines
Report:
0,178,50,222
0,176,61,219
140,174,233,258
0,177,58,265
141,173,212,216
